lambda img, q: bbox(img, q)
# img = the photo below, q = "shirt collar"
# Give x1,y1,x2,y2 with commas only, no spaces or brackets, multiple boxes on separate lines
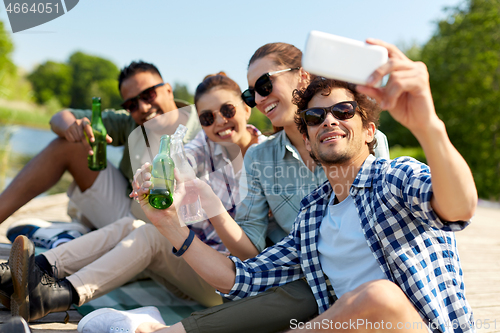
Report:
300,154,378,210
275,130,302,160
351,154,377,189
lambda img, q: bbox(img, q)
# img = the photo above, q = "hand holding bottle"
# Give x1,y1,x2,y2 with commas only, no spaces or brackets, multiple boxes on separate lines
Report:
130,164,226,225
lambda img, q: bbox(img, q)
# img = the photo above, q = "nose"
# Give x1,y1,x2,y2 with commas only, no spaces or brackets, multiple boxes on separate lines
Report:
137,99,151,113
322,112,339,127
254,91,268,106
214,111,228,125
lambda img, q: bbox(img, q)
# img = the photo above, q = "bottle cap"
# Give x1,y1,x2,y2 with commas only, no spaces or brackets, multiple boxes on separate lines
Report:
92,97,101,103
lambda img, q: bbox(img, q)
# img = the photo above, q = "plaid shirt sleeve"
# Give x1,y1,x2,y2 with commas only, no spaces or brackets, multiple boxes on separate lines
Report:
384,157,469,231
217,223,303,300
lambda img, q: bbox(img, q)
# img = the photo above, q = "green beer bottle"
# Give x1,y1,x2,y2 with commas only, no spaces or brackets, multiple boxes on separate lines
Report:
87,97,107,171
149,135,175,209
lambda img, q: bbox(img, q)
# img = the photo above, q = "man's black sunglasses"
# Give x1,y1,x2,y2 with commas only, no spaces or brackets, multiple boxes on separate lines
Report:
299,101,357,126
241,67,300,107
121,82,165,113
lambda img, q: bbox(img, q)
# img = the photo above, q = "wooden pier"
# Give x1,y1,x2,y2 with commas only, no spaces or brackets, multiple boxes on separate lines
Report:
0,194,498,332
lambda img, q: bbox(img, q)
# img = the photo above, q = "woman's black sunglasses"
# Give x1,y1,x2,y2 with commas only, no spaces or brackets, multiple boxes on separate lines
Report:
241,67,300,107
299,101,357,126
198,103,237,127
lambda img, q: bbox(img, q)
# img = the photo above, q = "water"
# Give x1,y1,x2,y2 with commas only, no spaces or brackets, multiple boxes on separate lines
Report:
0,125,123,187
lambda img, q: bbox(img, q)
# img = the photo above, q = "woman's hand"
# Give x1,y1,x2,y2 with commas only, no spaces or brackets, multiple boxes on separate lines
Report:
130,163,186,234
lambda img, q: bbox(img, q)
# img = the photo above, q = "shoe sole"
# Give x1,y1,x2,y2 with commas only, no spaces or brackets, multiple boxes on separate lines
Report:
9,236,34,322
77,306,162,332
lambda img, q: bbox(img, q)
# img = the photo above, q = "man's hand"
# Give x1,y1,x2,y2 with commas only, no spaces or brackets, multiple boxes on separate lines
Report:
357,39,440,137
63,117,113,155
357,39,477,222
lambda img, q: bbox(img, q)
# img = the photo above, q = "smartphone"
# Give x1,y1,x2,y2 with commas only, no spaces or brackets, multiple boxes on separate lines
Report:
302,31,388,86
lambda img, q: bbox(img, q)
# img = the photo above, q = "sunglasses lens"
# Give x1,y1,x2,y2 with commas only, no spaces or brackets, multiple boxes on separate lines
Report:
303,108,325,126
241,90,256,107
332,103,356,120
199,112,215,127
122,99,138,113
139,87,157,103
254,74,272,97
220,104,236,119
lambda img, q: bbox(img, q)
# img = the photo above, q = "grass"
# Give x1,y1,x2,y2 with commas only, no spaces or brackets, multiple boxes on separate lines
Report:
0,106,52,129
389,145,426,164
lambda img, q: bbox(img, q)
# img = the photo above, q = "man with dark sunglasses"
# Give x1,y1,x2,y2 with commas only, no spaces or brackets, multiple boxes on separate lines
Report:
0,61,201,232
112,40,476,333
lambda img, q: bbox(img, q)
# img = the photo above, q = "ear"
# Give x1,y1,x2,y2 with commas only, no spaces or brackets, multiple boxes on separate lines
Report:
364,122,376,144
163,83,173,96
244,104,252,121
303,132,312,152
297,68,311,90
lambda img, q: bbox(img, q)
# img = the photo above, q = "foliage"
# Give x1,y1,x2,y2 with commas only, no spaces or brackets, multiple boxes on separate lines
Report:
379,41,423,148
0,106,52,129
28,61,72,106
0,20,16,97
26,52,122,110
389,146,427,164
421,0,500,199
68,52,121,109
173,82,194,104
248,108,273,134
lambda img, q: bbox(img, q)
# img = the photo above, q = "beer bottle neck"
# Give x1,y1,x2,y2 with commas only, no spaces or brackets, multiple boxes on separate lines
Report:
91,102,102,124
158,135,171,156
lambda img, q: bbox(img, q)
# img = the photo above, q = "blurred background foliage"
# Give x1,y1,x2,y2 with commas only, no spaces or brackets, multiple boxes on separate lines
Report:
1,0,500,199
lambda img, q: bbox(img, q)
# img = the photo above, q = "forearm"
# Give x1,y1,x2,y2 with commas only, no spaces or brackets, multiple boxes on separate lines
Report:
49,110,77,137
413,119,477,221
159,222,237,293
209,212,260,260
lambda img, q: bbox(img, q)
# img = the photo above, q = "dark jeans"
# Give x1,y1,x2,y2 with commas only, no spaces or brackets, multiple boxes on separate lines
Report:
182,279,318,333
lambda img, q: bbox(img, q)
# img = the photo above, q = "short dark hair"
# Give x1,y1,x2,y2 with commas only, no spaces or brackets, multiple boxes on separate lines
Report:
293,77,381,155
118,61,162,91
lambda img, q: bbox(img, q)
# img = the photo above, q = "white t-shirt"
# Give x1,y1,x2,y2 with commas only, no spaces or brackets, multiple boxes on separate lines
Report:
318,194,386,299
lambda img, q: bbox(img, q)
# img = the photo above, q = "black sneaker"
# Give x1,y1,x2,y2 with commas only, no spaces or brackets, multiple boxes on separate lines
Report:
0,261,13,309
9,235,73,322
0,316,31,333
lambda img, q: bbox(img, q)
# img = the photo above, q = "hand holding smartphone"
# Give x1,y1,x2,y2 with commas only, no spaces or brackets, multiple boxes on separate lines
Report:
302,31,388,86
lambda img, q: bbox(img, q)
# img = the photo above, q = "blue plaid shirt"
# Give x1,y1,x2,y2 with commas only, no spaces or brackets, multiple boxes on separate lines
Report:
220,155,474,333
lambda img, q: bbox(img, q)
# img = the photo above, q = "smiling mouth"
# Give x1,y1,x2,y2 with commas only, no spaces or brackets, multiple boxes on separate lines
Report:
265,103,278,114
320,135,345,143
145,112,157,121
218,128,233,137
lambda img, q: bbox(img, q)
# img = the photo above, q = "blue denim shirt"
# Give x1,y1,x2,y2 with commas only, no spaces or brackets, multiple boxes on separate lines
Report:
236,129,390,252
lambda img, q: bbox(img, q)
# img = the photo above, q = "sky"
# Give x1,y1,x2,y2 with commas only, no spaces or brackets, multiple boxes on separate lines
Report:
0,0,466,93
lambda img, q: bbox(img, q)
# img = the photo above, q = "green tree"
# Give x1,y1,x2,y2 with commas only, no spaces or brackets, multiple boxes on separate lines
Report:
27,61,72,106
173,82,194,104
0,20,16,97
421,0,500,199
68,52,121,109
379,41,422,148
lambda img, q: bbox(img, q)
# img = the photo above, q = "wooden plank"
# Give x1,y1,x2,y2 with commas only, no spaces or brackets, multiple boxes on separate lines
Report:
0,198,499,331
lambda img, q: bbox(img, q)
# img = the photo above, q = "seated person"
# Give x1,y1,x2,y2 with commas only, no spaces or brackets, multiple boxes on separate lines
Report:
3,73,265,322
105,39,476,333
0,61,201,233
